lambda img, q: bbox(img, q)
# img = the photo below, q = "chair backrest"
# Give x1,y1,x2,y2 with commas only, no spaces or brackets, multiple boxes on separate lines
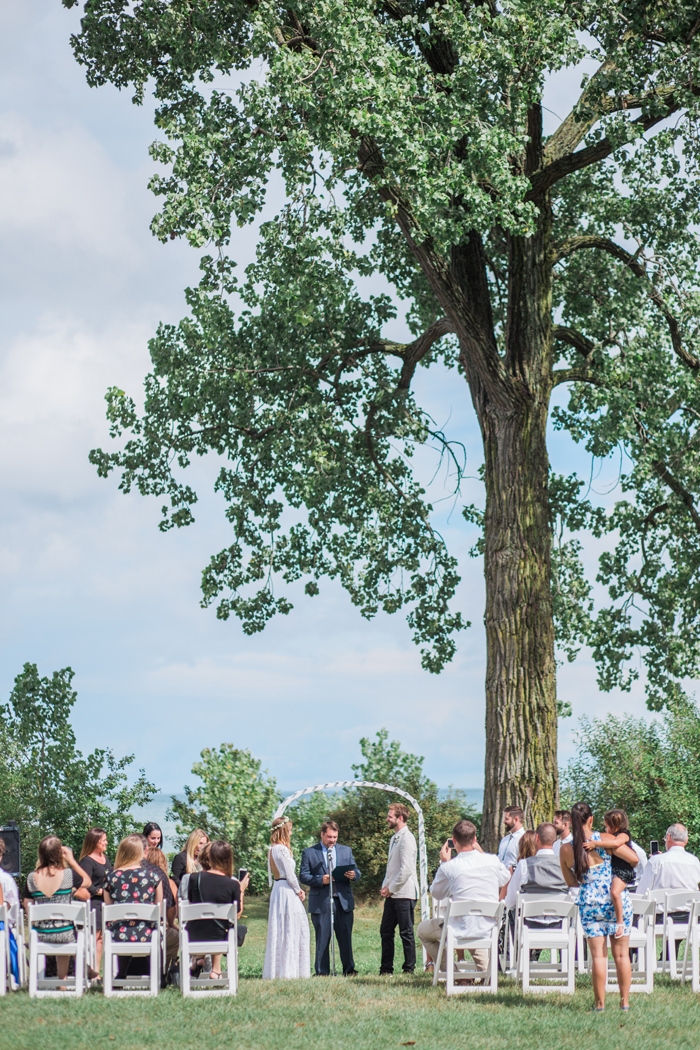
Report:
102,903,160,924
520,898,577,920
179,902,238,924
28,902,86,926
446,899,503,921
628,895,656,918
665,890,700,913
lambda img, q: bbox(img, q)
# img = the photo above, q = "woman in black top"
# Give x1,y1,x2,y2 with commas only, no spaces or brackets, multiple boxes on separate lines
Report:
79,827,112,975
172,828,209,886
143,822,164,851
186,840,246,980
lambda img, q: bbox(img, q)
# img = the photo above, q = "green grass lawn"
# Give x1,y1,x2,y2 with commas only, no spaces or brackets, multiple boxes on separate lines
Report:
4,899,700,1050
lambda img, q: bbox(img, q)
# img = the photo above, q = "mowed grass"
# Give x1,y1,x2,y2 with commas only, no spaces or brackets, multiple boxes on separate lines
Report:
4,899,700,1050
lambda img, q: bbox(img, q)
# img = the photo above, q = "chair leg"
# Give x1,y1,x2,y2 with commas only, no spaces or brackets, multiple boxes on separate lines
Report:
75,933,84,998
445,930,454,996
181,937,190,998
29,937,37,999
103,937,113,997
522,930,530,993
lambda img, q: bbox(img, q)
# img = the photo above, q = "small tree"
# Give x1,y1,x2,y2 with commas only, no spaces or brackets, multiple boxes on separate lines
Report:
0,663,155,874
328,729,478,894
561,702,700,855
168,743,279,891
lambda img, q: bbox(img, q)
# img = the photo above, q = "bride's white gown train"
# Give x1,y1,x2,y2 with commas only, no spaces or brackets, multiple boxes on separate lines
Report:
262,844,311,979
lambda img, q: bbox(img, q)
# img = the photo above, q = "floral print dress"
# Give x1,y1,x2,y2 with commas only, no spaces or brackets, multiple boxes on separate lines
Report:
105,865,157,942
577,832,632,938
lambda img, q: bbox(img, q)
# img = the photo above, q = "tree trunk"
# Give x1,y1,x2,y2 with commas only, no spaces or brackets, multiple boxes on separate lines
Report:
478,398,558,849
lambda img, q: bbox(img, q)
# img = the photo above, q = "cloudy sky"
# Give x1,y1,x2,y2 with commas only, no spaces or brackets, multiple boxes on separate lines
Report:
0,1,651,801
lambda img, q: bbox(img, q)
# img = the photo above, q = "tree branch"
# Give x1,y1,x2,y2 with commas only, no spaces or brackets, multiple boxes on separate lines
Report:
552,324,595,359
552,367,604,387
553,235,700,370
652,460,700,533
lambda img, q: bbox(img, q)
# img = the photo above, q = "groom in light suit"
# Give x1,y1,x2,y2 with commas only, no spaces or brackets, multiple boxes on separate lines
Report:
299,819,361,975
379,803,419,974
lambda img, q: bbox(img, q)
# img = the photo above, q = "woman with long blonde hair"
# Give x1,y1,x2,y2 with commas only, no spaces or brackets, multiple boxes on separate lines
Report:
171,829,209,886
262,817,310,980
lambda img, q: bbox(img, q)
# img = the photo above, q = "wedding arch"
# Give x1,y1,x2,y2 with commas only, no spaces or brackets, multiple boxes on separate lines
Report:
273,780,429,920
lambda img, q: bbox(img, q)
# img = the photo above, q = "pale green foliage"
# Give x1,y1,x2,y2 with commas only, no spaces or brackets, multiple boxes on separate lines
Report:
67,0,700,703
562,701,700,856
168,743,279,891
0,663,155,875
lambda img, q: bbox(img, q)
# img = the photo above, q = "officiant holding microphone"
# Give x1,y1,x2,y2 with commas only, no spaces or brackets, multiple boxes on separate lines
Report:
299,820,361,976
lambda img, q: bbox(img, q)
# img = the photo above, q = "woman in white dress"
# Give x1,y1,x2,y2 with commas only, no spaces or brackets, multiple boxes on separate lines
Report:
262,817,310,980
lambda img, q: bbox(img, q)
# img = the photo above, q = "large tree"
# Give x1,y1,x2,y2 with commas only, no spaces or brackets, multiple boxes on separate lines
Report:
65,0,700,845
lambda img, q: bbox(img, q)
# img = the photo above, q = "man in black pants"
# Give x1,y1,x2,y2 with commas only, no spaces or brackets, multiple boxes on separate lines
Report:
379,804,419,974
300,820,361,975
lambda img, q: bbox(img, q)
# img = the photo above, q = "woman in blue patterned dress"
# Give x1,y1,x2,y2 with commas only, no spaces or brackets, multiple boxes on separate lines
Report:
559,801,639,1011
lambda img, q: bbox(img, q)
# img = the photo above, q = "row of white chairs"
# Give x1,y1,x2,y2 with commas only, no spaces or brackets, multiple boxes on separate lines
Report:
2,900,239,998
432,889,700,996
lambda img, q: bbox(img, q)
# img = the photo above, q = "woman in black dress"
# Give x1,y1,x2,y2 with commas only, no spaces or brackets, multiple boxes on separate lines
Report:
79,827,112,975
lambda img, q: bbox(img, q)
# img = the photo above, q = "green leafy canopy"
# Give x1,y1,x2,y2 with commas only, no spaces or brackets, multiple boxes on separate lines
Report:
66,0,700,703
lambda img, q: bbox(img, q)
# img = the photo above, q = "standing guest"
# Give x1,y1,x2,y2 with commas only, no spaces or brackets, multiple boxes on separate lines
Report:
23,836,91,983
143,823,164,851
417,820,510,976
105,835,163,980
560,801,638,1011
79,827,112,974
497,807,526,870
379,804,419,975
300,820,361,976
186,840,247,980
171,829,209,887
263,818,310,980
552,811,573,857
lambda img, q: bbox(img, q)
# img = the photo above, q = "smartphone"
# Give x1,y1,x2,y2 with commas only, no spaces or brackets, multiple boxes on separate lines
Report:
447,838,454,850
239,867,249,882
650,840,659,856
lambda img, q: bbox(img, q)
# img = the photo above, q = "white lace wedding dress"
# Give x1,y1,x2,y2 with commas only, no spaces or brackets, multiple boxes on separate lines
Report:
262,844,311,979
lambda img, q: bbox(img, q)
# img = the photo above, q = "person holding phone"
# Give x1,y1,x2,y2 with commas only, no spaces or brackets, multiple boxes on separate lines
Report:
379,804,419,975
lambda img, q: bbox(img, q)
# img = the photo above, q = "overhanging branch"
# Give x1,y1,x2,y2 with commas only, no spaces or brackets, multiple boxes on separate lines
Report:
553,324,595,359
553,235,700,370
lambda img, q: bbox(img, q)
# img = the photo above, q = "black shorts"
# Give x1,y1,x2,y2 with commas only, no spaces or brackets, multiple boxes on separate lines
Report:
610,865,635,885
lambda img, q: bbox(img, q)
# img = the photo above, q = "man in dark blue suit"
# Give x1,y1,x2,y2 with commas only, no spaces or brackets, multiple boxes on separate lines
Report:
299,819,361,975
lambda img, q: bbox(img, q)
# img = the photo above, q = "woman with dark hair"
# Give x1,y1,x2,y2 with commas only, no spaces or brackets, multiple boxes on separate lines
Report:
23,836,91,981
560,802,638,1011
79,827,112,974
186,840,248,980
143,823,163,851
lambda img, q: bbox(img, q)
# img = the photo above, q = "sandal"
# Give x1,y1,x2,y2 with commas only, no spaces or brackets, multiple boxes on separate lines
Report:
209,970,223,980
614,923,625,939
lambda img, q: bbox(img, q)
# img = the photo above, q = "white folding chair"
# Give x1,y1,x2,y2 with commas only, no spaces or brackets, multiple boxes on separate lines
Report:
518,898,577,994
85,906,98,975
664,891,700,979
28,902,87,998
679,899,700,991
433,900,504,995
102,903,161,997
606,895,655,994
179,902,238,997
0,904,8,995
16,909,27,989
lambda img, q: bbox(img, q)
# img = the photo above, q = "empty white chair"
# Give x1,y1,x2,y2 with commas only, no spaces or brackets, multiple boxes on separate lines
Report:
433,900,504,995
606,895,656,994
179,901,238,998
519,898,577,994
664,891,700,979
28,902,87,998
102,903,161,997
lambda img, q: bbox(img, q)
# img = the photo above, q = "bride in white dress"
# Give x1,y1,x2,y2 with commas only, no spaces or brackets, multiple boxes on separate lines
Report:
262,817,310,979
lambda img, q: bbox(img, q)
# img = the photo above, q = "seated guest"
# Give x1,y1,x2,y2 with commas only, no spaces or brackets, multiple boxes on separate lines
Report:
0,837,20,928
505,822,569,949
517,830,537,862
143,822,164,851
185,840,248,979
23,836,91,982
146,846,180,976
105,835,163,979
171,829,209,887
552,810,573,856
637,823,700,894
79,827,113,975
417,820,510,976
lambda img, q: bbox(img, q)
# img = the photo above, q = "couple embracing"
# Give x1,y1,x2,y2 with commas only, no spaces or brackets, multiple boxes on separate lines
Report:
262,816,361,980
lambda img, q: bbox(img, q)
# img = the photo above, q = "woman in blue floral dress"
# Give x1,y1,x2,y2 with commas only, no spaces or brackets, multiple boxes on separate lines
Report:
105,835,163,978
560,802,639,1011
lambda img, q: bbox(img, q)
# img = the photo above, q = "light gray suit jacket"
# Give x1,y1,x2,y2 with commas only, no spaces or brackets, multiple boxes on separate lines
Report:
382,825,419,899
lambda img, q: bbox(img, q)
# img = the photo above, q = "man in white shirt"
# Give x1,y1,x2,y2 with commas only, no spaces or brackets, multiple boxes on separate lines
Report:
379,804,419,975
498,807,526,869
417,820,510,972
552,810,572,858
637,823,700,896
